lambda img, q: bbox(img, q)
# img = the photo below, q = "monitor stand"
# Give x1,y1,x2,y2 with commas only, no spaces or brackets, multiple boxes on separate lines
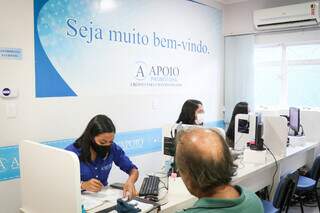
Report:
250,144,266,151
250,139,265,151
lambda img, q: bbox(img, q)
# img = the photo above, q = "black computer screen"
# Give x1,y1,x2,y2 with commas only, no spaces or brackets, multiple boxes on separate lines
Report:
254,113,264,150
238,119,249,134
289,107,300,135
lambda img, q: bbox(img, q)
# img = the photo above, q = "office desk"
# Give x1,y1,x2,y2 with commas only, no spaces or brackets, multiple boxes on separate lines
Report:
87,142,319,213
280,142,317,175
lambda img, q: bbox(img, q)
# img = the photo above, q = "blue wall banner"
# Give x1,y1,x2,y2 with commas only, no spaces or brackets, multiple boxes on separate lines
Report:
34,0,221,97
42,128,163,157
0,121,224,182
0,128,162,181
0,146,20,181
115,128,162,156
34,0,77,97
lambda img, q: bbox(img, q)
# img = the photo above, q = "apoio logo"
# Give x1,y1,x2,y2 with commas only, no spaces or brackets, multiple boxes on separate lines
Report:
135,61,148,80
135,61,180,82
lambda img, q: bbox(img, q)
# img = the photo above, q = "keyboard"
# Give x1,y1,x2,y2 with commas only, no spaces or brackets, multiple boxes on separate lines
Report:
139,175,160,196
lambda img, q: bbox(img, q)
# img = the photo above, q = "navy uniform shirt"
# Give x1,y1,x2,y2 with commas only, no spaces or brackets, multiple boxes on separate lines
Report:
65,143,137,186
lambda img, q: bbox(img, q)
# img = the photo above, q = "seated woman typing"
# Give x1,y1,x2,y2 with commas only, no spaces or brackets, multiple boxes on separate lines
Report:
65,114,139,199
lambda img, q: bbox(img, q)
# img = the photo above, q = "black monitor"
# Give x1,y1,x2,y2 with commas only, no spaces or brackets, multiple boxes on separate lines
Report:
289,107,300,136
163,137,175,156
251,113,265,151
238,119,250,134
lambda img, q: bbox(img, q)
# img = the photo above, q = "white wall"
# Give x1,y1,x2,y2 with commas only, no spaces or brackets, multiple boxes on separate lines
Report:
0,0,224,212
223,0,318,36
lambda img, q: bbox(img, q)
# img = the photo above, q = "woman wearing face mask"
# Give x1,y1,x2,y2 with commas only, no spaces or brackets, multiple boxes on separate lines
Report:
65,114,139,199
176,99,204,125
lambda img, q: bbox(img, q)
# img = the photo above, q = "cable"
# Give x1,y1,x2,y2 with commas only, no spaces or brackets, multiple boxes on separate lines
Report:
146,173,168,190
157,184,169,202
157,188,169,202
159,186,167,190
237,156,245,169
159,179,168,190
263,143,278,198
145,174,169,202
300,124,305,136
145,174,169,199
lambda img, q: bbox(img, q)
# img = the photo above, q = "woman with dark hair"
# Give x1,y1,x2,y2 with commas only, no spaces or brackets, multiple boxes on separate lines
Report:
65,114,138,199
177,99,204,125
226,102,249,148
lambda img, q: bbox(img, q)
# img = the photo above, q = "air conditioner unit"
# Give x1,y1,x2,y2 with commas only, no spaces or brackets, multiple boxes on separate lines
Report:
254,2,320,30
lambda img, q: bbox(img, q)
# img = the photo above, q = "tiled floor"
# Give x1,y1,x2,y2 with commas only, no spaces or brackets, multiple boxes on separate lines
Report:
289,205,319,213
288,191,320,213
289,203,320,213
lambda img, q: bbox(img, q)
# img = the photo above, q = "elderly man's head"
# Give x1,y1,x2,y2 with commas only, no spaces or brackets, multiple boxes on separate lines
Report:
175,128,237,198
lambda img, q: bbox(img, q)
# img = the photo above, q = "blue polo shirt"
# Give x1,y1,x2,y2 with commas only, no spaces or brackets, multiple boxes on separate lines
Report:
65,142,137,186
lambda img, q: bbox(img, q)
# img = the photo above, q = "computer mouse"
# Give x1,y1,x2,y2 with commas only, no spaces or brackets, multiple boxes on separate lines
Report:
145,195,159,202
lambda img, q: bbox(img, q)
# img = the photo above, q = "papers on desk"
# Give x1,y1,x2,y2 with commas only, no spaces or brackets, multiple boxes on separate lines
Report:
81,196,103,211
81,188,122,210
81,188,159,212
83,188,123,202
129,197,161,213
128,199,155,212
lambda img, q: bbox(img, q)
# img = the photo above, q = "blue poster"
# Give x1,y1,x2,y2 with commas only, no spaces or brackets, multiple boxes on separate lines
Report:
34,0,221,97
0,128,162,181
0,146,20,181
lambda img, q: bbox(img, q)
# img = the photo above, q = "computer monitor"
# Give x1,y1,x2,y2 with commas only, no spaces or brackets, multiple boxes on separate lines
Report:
251,113,265,151
163,136,176,157
20,140,82,213
237,119,250,134
289,107,300,136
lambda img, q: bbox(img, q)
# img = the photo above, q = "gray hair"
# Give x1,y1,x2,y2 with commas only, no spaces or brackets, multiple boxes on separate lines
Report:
175,128,237,195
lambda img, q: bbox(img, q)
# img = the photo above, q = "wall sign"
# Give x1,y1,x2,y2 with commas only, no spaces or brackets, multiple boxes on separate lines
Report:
34,0,222,97
0,48,22,60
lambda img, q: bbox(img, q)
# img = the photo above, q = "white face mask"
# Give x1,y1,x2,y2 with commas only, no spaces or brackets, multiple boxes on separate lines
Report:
195,113,204,125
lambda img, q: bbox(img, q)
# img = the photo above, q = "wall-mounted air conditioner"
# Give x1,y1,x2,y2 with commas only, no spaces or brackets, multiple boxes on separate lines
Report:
254,2,320,30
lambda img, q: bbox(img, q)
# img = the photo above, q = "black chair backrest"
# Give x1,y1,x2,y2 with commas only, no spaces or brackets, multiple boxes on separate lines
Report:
310,155,320,182
273,172,299,211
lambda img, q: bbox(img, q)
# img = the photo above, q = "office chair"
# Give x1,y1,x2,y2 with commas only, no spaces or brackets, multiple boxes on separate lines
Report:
262,172,299,213
295,155,320,213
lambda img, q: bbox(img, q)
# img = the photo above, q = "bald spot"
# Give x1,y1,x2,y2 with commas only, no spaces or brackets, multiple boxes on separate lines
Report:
177,128,224,162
